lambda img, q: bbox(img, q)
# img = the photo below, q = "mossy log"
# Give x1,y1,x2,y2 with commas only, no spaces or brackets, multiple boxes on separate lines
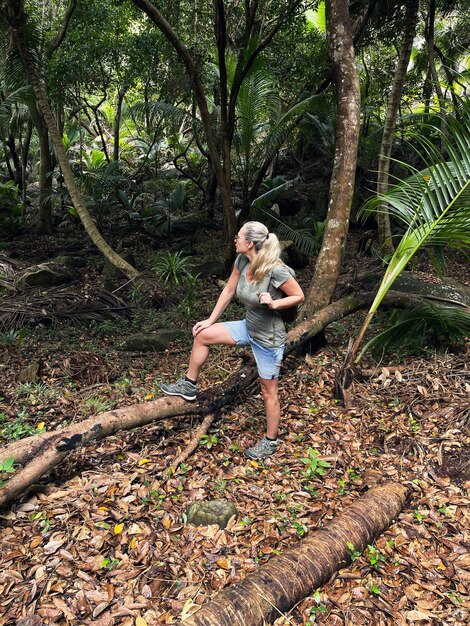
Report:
181,483,408,626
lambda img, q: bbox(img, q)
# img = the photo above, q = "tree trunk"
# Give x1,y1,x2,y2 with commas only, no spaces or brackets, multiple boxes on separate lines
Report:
5,135,22,189
0,291,431,509
113,87,126,162
131,0,237,247
304,0,361,315
36,120,54,234
4,2,140,280
425,0,447,141
376,0,419,254
20,117,33,207
182,483,408,626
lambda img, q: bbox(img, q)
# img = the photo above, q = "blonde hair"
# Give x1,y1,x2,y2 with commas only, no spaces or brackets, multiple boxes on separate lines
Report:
244,221,282,283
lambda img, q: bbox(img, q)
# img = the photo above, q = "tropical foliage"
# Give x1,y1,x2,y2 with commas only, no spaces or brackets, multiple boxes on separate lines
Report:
350,103,470,362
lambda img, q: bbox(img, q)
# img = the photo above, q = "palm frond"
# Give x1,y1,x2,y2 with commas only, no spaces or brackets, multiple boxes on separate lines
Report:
131,101,194,128
2,18,45,92
235,65,278,173
359,109,470,316
350,102,470,364
251,177,299,210
359,301,470,359
255,207,319,255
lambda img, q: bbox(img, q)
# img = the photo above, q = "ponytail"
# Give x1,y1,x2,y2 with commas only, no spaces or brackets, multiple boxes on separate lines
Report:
244,221,282,283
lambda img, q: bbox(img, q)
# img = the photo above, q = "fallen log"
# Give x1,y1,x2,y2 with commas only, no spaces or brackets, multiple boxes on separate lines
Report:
181,482,408,626
1,291,419,508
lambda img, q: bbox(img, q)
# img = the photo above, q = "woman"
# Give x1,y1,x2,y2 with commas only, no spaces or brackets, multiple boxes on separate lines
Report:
161,221,305,460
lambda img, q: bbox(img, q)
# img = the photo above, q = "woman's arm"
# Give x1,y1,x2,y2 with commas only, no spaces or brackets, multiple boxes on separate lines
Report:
258,277,304,310
193,266,240,336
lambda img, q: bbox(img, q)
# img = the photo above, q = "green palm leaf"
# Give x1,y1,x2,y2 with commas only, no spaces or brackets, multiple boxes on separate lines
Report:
351,104,470,362
358,302,470,359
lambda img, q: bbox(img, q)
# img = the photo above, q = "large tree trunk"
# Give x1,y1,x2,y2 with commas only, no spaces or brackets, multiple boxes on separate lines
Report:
182,483,408,626
376,0,419,254
0,291,426,509
4,1,140,280
304,0,361,315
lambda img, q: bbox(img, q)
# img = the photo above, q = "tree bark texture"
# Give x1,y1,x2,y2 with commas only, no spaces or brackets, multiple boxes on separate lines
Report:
304,0,361,315
376,0,419,254
3,1,140,280
181,483,408,626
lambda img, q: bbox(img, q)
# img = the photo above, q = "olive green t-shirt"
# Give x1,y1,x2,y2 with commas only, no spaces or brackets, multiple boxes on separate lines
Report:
234,254,294,348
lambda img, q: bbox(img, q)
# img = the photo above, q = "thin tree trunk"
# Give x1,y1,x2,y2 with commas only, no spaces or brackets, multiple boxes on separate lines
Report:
5,135,22,189
20,118,32,207
36,122,54,234
182,483,408,626
376,0,419,254
304,0,361,315
425,0,447,140
113,87,126,162
131,0,237,246
4,2,140,280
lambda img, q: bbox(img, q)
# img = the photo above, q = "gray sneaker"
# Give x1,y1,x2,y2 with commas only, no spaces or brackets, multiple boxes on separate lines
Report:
245,436,278,460
161,378,197,401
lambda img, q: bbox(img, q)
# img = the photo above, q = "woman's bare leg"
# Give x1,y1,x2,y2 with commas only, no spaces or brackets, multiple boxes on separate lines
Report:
259,377,280,439
187,323,236,381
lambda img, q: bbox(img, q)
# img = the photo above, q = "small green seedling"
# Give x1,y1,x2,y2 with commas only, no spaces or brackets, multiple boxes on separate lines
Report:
200,434,218,448
346,541,362,562
300,448,331,479
366,544,386,568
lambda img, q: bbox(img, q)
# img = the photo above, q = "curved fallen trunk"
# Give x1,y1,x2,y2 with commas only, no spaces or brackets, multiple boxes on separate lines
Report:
1,292,417,508
181,483,408,626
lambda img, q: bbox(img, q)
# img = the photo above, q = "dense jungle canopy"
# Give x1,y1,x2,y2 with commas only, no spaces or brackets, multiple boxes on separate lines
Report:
0,1,469,625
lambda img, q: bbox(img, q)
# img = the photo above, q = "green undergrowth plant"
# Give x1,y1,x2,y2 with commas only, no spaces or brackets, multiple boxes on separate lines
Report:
0,328,27,346
154,250,191,285
359,302,470,359
0,412,45,441
300,448,331,479
0,456,16,486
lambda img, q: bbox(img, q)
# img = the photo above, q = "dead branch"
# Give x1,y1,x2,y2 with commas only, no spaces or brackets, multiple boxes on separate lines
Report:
168,413,216,474
181,482,408,626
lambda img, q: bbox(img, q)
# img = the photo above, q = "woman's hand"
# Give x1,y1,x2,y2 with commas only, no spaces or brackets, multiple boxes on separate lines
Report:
258,291,276,309
192,319,213,336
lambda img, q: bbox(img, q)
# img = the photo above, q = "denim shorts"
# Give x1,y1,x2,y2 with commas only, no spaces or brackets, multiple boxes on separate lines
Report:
223,319,284,379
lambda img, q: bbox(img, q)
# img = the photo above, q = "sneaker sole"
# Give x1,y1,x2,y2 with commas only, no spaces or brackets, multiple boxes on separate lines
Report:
161,389,196,402
244,449,276,460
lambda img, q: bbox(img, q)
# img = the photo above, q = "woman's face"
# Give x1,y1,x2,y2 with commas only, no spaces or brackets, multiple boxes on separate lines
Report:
235,226,252,254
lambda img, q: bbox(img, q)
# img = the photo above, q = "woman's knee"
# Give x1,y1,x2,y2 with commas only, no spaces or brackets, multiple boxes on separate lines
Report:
260,379,279,402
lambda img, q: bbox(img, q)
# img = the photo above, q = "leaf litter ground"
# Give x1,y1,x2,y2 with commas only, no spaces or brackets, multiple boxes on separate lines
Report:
0,263,469,626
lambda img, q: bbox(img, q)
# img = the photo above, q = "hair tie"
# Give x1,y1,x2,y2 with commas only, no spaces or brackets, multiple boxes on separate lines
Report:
266,233,270,240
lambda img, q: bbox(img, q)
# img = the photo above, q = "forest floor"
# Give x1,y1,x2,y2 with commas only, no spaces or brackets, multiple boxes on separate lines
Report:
0,228,469,626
